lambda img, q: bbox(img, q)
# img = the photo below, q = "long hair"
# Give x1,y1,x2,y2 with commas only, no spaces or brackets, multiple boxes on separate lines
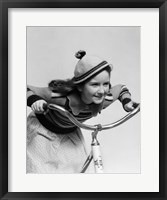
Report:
48,79,76,95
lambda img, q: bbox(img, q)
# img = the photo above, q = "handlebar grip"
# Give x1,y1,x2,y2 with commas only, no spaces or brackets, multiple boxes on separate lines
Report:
133,102,140,109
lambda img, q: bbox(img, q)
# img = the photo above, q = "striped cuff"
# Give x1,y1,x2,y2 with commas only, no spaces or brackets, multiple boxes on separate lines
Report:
118,86,131,101
122,98,131,107
27,95,43,107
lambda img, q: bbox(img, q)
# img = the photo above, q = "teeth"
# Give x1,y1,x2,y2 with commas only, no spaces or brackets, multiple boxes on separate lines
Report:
95,96,103,98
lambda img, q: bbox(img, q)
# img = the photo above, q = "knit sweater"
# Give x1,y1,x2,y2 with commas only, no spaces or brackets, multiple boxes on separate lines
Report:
27,85,131,134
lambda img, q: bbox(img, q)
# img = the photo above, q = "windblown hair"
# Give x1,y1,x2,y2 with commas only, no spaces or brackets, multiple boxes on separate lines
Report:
48,79,76,95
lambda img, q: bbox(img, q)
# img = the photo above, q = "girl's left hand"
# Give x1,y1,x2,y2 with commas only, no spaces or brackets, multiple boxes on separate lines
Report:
124,101,139,112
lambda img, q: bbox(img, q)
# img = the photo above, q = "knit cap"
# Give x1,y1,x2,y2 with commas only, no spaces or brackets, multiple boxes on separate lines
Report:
73,50,113,84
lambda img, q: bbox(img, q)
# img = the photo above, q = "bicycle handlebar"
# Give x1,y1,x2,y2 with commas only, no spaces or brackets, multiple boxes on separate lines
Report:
47,103,140,131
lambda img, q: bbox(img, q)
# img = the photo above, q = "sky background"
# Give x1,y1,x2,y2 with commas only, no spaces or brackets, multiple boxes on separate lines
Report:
27,26,140,173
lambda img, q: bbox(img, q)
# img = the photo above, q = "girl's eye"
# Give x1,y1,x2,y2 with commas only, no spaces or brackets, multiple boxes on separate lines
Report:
91,83,99,87
104,82,110,87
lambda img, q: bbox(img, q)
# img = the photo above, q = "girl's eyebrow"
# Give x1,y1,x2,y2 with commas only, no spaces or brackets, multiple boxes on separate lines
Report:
90,80,98,83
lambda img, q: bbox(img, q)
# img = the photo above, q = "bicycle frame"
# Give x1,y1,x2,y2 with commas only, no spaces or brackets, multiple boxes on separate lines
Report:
48,103,140,173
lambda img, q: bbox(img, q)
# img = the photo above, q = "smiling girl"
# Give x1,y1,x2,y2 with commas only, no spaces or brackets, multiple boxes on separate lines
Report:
27,50,138,174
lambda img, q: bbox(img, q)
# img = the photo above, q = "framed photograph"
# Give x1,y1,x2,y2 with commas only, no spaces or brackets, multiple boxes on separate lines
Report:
0,0,166,199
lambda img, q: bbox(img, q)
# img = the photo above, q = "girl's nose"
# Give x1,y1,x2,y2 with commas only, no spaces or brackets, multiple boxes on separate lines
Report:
97,86,105,94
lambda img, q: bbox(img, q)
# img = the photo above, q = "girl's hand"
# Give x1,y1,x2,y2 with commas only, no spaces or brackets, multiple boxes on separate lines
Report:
31,100,47,114
124,101,139,112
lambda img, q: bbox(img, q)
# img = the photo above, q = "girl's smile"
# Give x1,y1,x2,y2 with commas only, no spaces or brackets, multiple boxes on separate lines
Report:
80,70,110,104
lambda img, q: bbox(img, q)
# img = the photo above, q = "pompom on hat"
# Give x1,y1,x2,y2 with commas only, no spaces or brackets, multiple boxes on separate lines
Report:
73,50,113,84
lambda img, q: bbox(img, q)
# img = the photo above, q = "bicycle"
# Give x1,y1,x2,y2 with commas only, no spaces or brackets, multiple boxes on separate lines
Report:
46,103,140,173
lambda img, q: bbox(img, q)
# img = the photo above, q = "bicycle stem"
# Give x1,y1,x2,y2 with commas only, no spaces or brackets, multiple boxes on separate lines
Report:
91,129,103,173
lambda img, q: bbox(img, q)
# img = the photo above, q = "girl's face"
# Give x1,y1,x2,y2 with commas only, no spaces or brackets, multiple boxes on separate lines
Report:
80,70,110,104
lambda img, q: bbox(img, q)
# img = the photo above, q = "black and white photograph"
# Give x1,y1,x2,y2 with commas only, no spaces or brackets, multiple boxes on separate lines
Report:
1,1,166,198
27,26,141,174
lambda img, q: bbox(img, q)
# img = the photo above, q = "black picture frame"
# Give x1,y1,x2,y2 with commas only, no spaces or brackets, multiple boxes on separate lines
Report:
0,0,166,199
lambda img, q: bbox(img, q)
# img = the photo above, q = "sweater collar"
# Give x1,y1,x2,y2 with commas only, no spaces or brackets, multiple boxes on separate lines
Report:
67,91,104,116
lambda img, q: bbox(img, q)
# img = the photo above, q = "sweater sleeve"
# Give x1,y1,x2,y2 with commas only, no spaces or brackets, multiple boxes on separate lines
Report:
27,85,68,108
27,85,51,107
110,84,131,101
103,84,131,110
